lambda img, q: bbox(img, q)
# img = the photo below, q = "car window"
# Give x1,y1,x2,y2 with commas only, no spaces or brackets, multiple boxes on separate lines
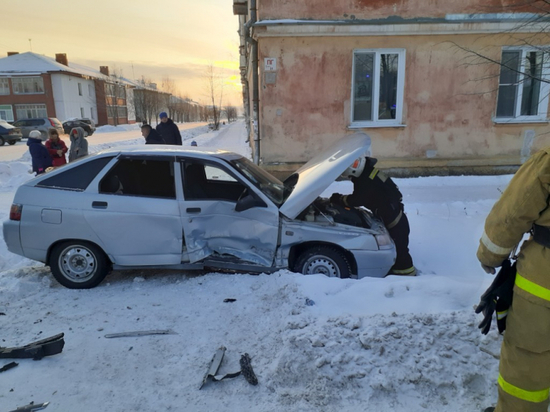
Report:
36,157,114,191
183,161,245,202
229,157,284,206
13,120,26,127
99,157,176,199
29,119,43,126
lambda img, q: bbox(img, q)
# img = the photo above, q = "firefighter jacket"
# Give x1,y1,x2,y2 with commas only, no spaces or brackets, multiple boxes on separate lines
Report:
343,157,403,227
477,147,550,303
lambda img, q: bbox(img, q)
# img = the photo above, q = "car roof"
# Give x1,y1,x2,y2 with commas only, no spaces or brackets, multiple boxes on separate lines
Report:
95,145,242,160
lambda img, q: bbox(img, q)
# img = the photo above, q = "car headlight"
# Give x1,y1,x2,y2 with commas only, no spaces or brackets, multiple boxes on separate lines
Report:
375,233,393,249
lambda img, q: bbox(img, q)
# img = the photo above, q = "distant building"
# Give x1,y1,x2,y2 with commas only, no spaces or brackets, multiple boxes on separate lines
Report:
0,52,168,127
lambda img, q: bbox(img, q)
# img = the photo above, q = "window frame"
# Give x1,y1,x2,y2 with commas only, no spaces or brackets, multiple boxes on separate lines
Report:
494,46,550,123
350,48,406,128
0,78,9,95
12,76,45,95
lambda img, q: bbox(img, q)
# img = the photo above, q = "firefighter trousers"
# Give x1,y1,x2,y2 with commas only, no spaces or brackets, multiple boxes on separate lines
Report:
496,290,550,412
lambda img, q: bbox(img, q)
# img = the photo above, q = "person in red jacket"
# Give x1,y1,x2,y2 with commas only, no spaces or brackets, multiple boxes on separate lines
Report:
45,129,68,167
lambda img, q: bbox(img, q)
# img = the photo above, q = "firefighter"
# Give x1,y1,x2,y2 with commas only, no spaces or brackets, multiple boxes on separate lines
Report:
330,156,416,276
477,147,550,412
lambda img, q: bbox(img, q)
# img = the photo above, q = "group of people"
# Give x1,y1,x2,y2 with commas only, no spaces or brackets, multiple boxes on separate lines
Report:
141,112,182,145
28,127,88,175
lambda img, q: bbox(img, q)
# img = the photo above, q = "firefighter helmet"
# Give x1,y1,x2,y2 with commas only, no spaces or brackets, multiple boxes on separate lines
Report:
342,156,366,179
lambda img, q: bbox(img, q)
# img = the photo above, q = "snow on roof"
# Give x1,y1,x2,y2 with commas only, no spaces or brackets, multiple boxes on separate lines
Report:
0,52,135,86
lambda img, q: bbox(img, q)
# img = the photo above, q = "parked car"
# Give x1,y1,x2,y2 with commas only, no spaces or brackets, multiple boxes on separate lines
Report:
62,118,96,136
3,133,396,289
0,120,22,146
12,118,64,140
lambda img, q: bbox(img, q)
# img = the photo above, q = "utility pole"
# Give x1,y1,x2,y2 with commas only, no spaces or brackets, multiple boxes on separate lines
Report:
28,39,32,51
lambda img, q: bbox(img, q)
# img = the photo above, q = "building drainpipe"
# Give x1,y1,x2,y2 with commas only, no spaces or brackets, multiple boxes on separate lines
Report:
245,0,260,165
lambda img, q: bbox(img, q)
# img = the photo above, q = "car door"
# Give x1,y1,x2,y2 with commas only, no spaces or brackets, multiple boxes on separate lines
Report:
179,158,279,267
82,155,184,266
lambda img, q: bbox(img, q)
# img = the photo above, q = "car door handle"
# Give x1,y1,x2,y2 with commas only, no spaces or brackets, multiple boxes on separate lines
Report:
186,207,201,213
92,201,108,209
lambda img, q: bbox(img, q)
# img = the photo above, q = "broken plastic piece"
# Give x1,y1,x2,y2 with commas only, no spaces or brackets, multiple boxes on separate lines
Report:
8,401,49,412
104,329,176,338
0,333,64,360
240,353,258,385
0,361,18,373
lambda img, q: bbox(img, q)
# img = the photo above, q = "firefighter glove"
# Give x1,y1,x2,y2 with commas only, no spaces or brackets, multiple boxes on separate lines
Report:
475,259,516,335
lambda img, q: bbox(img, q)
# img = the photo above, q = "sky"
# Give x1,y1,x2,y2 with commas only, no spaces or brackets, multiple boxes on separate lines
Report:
1,0,243,106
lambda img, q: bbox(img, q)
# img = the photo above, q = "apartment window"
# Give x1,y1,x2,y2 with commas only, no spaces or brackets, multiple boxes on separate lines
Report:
351,49,405,127
0,78,9,95
15,104,47,119
0,105,14,121
80,107,85,117
88,84,94,97
496,48,550,122
117,106,128,118
12,77,44,94
78,83,82,96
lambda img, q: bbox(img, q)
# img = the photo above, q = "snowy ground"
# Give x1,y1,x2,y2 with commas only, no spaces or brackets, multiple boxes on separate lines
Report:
0,120,508,412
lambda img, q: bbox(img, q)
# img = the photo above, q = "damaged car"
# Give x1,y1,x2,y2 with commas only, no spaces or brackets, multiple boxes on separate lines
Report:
3,132,396,289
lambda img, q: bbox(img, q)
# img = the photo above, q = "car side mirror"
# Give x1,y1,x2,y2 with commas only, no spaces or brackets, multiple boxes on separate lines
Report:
235,193,267,212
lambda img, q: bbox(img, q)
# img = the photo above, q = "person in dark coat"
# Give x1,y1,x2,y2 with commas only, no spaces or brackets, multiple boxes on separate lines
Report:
156,112,182,145
27,130,53,175
331,156,416,276
141,124,165,144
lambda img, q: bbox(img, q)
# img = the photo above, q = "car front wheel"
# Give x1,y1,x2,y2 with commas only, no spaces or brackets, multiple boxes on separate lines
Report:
8,140,16,145
293,245,351,279
0,137,4,146
49,241,110,289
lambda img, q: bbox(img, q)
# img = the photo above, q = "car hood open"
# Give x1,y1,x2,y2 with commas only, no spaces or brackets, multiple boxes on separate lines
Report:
279,132,371,219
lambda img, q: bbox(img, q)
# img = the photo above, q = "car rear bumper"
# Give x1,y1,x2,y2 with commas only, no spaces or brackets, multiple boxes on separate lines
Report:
2,220,24,256
352,247,396,278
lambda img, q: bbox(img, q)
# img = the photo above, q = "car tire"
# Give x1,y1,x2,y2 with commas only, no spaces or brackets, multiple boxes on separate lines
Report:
8,140,16,145
0,137,4,146
293,245,351,279
49,241,110,289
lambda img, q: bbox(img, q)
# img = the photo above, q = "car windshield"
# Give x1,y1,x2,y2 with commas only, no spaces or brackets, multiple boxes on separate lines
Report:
229,157,287,206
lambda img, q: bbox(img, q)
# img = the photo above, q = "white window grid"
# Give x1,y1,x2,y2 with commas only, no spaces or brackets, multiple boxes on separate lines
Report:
495,46,550,122
0,78,9,95
0,105,14,121
350,48,406,128
12,77,45,94
15,104,47,119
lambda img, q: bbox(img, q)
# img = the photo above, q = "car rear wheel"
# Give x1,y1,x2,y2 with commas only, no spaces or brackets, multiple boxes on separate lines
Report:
0,137,4,146
8,140,16,145
293,245,351,279
50,241,110,289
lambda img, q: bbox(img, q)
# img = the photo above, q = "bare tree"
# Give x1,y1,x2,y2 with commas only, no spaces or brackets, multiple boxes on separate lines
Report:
224,105,238,122
203,63,224,130
133,76,164,125
161,76,178,119
450,1,550,107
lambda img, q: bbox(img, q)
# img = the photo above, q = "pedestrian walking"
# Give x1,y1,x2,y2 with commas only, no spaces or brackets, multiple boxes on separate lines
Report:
156,112,182,145
27,130,52,175
331,156,416,276
68,127,89,162
45,129,68,166
478,146,550,412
